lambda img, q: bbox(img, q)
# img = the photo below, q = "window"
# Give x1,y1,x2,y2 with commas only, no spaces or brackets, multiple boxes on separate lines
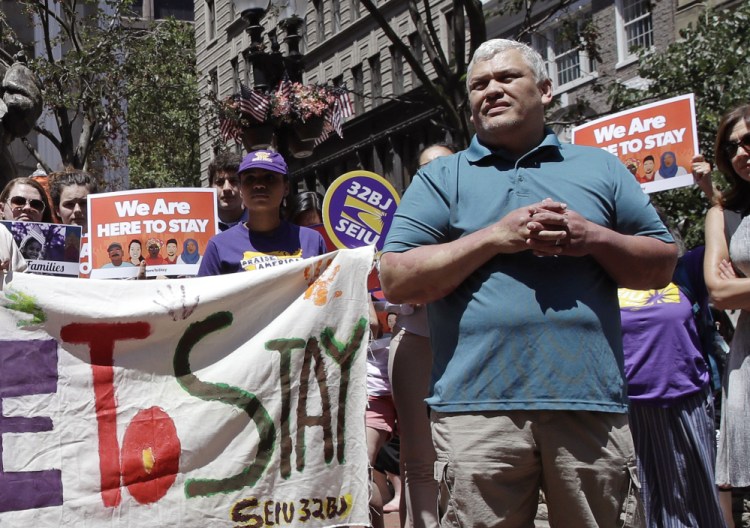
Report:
616,0,653,63
534,18,596,90
154,0,194,21
333,74,344,88
409,32,423,87
205,0,216,41
231,58,240,94
443,10,455,62
352,65,364,114
315,0,325,44
369,54,381,104
390,46,404,96
244,52,253,87
350,0,359,21
332,0,341,33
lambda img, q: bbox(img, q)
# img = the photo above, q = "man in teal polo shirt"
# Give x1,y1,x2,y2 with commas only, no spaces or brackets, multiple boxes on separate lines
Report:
380,39,677,527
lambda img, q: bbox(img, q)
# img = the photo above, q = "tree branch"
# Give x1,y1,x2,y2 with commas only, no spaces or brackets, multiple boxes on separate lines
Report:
360,0,466,140
419,0,451,77
21,136,52,173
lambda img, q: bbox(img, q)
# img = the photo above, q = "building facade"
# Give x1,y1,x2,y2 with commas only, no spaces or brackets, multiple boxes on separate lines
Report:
196,0,462,194
196,0,734,194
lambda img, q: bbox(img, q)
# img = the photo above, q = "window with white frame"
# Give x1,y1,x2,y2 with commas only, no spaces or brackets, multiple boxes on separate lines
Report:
231,58,240,94
409,32,422,87
332,0,341,33
534,18,596,91
315,0,325,44
352,64,364,114
390,45,404,96
205,0,216,41
616,0,653,63
369,54,381,103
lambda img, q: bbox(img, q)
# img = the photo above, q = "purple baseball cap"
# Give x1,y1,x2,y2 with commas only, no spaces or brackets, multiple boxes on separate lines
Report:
238,150,288,176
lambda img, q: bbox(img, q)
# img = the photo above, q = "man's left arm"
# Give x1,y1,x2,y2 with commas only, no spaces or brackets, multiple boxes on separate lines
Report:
528,206,676,289
531,152,677,289
558,213,677,289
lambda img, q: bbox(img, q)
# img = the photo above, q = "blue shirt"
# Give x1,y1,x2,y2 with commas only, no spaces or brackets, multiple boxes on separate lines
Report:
382,131,673,413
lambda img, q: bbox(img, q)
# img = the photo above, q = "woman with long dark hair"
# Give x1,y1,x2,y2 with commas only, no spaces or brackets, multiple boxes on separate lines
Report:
704,103,750,528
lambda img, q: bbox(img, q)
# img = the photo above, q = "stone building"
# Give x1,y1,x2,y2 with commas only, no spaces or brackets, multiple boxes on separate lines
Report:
197,0,734,193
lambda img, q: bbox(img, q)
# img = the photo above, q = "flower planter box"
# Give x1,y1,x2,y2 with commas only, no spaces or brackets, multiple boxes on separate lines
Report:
293,116,325,142
241,123,275,151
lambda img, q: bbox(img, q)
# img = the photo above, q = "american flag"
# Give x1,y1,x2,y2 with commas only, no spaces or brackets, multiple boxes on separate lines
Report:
314,111,334,146
239,82,270,123
219,114,241,142
219,96,242,142
336,90,354,118
276,74,294,99
326,88,354,138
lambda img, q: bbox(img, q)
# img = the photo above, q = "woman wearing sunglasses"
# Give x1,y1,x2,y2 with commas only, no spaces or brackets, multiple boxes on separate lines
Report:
704,103,750,528
0,176,53,224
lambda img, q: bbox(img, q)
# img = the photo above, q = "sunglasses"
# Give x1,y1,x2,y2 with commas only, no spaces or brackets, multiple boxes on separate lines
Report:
8,195,46,212
723,133,750,158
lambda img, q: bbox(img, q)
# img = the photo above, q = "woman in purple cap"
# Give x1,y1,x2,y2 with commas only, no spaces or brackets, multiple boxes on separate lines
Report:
198,150,327,276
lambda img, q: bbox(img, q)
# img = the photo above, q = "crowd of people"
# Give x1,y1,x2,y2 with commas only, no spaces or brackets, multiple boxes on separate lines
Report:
2,37,750,528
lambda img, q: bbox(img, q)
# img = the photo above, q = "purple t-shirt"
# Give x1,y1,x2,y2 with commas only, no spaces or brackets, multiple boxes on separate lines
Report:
197,221,328,276
619,283,710,404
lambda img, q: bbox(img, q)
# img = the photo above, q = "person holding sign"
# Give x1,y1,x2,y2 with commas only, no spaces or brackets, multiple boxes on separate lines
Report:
198,150,326,276
0,176,53,224
380,39,676,528
208,151,248,231
49,169,98,234
0,224,25,272
704,104,750,528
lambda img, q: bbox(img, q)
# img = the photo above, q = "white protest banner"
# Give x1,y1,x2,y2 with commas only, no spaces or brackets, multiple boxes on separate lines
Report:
572,94,699,193
88,188,218,279
0,246,373,527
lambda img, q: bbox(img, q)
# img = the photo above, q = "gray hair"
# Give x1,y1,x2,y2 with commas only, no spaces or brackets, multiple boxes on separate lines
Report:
466,39,550,90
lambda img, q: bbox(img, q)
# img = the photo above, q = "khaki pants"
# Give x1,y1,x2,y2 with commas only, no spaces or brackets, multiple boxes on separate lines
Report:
431,410,644,528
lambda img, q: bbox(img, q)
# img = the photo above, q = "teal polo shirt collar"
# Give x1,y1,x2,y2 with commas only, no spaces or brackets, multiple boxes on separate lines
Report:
465,128,562,165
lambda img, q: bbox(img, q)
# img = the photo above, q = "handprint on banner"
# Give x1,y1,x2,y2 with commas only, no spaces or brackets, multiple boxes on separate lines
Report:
304,259,343,307
153,284,199,321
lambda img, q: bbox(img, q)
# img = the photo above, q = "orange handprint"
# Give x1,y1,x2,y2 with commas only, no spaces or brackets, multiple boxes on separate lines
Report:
304,262,343,306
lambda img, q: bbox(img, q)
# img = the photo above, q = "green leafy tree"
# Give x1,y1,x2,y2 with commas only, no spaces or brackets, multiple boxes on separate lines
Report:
359,0,486,147
6,1,199,188
609,3,750,248
125,18,200,189
19,0,131,172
